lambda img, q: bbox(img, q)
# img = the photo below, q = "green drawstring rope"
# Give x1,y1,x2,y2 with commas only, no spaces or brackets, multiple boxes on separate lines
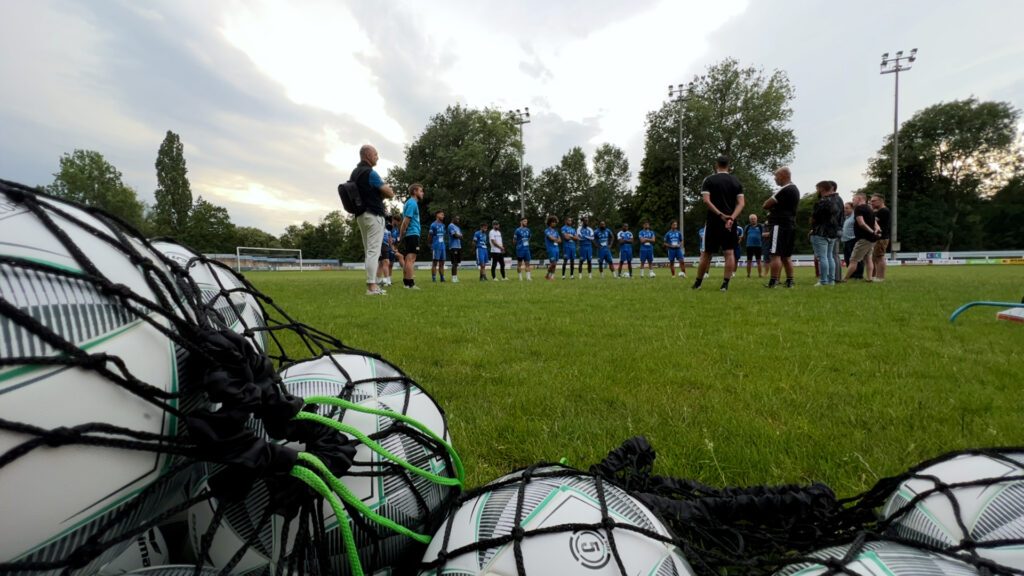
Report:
290,464,364,576
298,395,465,484
297,452,432,544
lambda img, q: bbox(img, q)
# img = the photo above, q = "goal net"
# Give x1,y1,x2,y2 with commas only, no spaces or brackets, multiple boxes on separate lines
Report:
235,246,304,272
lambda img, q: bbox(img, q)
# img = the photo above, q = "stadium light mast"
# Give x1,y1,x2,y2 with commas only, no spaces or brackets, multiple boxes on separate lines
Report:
668,84,688,242
880,48,917,255
509,108,531,217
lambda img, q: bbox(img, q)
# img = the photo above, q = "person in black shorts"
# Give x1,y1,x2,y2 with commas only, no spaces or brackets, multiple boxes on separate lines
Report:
762,167,800,288
692,155,745,291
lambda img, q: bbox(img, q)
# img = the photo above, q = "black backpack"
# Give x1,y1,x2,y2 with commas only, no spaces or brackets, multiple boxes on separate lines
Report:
338,165,372,215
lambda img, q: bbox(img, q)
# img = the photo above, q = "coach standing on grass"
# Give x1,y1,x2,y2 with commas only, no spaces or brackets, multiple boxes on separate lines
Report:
354,144,395,296
693,155,745,292
763,167,800,288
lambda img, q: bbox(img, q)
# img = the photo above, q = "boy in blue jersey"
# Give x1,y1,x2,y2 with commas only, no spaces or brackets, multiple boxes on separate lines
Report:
544,215,561,281
513,216,533,281
560,216,578,279
447,215,463,283
616,223,634,278
638,220,657,278
428,210,447,283
663,219,686,279
473,222,489,281
594,220,615,277
577,217,595,278
398,183,424,289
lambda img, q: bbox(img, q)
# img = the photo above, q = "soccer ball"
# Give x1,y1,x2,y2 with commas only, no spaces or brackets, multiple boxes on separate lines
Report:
98,527,169,575
881,452,1024,571
0,185,195,571
773,541,978,575
418,465,696,575
151,240,268,352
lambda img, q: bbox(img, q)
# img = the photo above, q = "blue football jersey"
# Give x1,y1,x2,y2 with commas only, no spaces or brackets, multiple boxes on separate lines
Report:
595,228,613,248
639,229,655,245
448,223,463,249
514,226,531,248
618,230,634,244
664,230,682,247
560,225,577,246
473,230,489,250
429,221,446,248
545,227,560,251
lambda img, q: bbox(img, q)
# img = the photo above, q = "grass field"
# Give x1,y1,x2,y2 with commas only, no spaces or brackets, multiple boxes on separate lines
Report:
245,264,1023,497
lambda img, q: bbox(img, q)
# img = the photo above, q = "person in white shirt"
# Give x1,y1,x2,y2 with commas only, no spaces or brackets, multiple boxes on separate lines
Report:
488,220,507,280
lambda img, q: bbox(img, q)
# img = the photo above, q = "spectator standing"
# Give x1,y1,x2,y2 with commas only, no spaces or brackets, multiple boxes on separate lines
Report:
398,183,425,290
763,167,800,288
828,181,844,284
353,144,395,296
693,155,745,292
448,215,463,283
489,220,507,280
744,214,764,278
843,193,880,282
809,181,842,286
871,194,892,282
840,202,862,279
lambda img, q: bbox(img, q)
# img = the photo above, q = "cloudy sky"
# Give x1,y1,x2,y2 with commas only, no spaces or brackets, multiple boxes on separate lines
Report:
2,0,1022,234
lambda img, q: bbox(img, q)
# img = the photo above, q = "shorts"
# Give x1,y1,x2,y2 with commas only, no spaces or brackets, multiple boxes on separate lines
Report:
378,245,390,262
401,235,419,255
766,225,795,258
563,244,576,260
431,246,446,261
873,239,890,258
579,245,593,261
516,247,532,262
619,246,633,263
639,246,654,263
598,247,613,264
476,248,489,266
667,247,683,262
746,246,763,259
703,220,737,253
547,246,560,263
449,248,462,265
851,239,876,263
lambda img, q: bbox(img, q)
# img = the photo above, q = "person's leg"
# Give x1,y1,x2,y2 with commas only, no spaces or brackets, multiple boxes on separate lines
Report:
783,257,794,284
693,252,711,288
810,235,827,284
498,254,506,278
359,214,384,291
865,245,875,281
746,250,752,277
832,239,843,283
821,238,836,284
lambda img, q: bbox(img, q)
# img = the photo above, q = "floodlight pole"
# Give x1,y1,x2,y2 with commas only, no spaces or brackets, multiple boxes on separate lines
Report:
510,108,531,218
668,84,687,242
880,48,917,255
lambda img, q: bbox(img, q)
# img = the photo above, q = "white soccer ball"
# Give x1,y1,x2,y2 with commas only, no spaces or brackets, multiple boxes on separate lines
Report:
0,186,194,571
773,540,979,575
881,452,1024,571
418,465,696,575
121,567,220,576
98,527,169,575
151,240,268,352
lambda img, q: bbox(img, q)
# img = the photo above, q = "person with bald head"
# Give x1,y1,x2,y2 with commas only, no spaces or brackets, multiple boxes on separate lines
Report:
353,144,395,295
762,167,800,288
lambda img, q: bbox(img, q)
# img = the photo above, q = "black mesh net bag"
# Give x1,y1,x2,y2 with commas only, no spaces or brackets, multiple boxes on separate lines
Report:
0,179,462,576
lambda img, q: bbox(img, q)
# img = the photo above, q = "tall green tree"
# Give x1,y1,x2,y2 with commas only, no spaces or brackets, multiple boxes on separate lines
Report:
153,131,193,236
981,176,1024,249
863,98,1022,251
632,58,796,252
234,226,281,249
47,149,146,228
533,147,593,220
590,143,630,223
183,196,235,253
388,104,525,231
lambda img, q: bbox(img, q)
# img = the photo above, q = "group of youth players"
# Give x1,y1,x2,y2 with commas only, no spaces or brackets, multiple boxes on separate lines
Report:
373,156,880,290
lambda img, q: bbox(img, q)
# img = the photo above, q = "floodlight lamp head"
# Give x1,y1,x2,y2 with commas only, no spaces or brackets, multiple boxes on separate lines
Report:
525,107,530,117
909,48,918,62
896,50,903,57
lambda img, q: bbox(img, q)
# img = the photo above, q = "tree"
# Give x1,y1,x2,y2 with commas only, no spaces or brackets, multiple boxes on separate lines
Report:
982,176,1024,249
388,104,525,231
47,149,146,228
234,226,281,250
632,58,796,252
590,143,631,223
532,147,592,220
863,98,1022,251
183,196,235,253
153,131,193,236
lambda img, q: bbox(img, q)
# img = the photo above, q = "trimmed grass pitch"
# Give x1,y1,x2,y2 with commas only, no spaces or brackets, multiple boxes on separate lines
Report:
246,265,1024,496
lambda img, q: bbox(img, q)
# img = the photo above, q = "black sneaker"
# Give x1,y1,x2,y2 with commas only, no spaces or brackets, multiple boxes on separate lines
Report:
691,279,703,290
719,282,729,292
784,278,795,288
765,280,778,288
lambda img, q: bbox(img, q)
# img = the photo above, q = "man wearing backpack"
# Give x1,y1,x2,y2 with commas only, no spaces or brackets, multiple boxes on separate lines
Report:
352,145,395,296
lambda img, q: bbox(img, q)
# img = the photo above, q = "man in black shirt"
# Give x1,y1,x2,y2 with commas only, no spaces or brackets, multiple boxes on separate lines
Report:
693,155,745,291
353,144,396,295
762,167,800,288
843,193,881,282
870,194,891,282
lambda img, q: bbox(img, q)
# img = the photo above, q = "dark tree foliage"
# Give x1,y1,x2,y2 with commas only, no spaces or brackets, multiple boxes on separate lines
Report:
153,130,193,236
47,149,146,228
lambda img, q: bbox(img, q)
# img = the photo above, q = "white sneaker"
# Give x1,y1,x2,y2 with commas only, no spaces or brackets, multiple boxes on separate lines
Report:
366,288,387,296
451,276,459,283
404,284,421,290
813,282,824,287
649,272,656,278
681,272,687,278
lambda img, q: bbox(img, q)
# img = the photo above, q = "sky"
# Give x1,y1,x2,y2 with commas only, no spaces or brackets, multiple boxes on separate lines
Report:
2,0,1023,234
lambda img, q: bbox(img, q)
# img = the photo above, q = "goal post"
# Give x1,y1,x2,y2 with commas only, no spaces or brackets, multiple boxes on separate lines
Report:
235,246,304,272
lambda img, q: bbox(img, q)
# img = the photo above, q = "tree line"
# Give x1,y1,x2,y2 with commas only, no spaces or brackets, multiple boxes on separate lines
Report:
41,58,1023,258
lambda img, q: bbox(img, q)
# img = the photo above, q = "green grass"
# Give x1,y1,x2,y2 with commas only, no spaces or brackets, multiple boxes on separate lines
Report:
245,265,1024,497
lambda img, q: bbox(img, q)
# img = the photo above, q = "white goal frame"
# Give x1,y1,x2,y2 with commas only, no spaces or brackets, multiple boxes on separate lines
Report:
235,246,304,272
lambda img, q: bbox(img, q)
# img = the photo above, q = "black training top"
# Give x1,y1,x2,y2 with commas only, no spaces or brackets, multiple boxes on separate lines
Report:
352,161,386,217
875,206,891,240
854,204,877,241
701,173,744,221
768,184,800,227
